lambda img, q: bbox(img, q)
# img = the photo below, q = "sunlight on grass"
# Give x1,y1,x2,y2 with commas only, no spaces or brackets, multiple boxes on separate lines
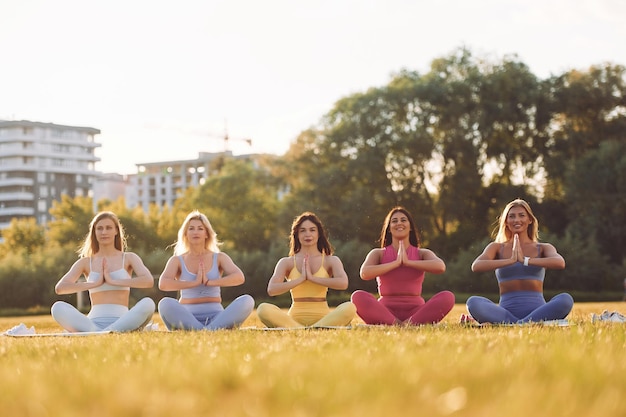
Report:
1,303,625,417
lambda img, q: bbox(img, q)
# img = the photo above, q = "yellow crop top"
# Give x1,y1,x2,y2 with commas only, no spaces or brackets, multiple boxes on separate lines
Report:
287,254,330,299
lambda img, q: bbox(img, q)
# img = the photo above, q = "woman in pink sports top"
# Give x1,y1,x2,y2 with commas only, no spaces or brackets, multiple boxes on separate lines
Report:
351,206,455,325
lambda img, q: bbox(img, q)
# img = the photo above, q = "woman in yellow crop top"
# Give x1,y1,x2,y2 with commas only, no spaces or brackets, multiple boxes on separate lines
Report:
256,212,356,328
51,211,155,332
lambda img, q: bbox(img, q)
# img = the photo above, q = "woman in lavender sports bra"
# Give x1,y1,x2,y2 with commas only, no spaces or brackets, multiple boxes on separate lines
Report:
466,199,573,324
51,211,156,332
351,206,455,326
157,210,254,330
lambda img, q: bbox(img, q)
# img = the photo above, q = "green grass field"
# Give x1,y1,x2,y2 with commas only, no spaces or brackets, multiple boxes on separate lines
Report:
1,302,625,417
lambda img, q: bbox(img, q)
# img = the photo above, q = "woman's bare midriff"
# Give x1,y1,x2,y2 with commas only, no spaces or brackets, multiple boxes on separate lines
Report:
499,280,543,294
90,289,130,306
179,296,222,304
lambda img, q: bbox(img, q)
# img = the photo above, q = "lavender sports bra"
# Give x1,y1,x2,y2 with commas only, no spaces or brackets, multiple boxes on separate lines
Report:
495,244,545,283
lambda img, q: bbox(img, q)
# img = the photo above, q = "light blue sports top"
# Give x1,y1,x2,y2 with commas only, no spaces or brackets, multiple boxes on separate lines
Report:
179,253,221,300
87,253,131,293
495,244,545,283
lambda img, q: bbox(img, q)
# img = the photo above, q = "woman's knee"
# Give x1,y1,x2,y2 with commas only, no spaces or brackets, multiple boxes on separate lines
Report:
256,302,277,317
466,295,489,312
553,293,574,310
51,300,73,316
234,294,255,311
351,290,374,304
135,297,156,314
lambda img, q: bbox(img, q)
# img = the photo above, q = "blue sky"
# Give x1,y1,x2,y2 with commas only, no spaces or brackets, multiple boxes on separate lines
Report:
1,0,624,174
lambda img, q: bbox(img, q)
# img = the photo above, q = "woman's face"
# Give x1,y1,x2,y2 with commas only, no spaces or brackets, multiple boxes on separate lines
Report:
186,219,208,244
388,211,410,237
506,206,531,236
297,220,319,248
94,218,118,244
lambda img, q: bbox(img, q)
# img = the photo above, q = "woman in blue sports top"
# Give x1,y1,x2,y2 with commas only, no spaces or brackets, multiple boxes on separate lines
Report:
157,210,254,330
466,199,573,324
52,211,156,332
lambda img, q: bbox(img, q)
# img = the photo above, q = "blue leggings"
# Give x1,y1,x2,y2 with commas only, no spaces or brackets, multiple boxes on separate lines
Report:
466,291,573,324
158,295,254,330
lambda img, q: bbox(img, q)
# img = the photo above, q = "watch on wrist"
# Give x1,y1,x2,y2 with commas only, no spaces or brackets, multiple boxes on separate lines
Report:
523,256,530,266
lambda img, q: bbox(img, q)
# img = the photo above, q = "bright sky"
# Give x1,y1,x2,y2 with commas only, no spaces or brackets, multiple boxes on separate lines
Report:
1,0,625,175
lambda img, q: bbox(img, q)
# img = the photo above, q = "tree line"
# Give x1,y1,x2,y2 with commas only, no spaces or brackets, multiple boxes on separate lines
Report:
1,47,625,312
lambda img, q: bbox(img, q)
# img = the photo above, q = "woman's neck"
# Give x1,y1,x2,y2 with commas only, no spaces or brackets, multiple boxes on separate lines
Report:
96,247,120,257
188,248,208,257
392,238,410,248
297,247,321,257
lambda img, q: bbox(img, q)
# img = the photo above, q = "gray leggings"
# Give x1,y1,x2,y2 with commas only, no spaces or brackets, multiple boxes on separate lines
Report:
51,298,155,332
158,295,254,330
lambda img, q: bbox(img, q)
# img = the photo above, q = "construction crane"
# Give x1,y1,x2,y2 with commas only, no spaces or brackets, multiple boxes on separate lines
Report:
208,120,252,152
144,120,251,153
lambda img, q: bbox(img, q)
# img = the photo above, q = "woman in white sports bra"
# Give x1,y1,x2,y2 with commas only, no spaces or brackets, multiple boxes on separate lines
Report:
157,210,254,330
51,211,156,332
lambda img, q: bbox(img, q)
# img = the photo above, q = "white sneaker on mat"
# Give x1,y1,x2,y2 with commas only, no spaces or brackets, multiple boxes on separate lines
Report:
591,310,626,323
606,311,626,323
4,323,36,335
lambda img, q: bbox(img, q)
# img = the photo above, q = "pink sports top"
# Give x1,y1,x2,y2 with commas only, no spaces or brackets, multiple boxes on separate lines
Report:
287,254,330,299
87,253,131,294
377,245,423,296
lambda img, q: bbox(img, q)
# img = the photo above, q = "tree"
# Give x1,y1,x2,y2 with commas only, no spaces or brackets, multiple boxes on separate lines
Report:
564,140,626,265
47,195,94,248
543,63,626,192
191,157,280,252
0,218,46,258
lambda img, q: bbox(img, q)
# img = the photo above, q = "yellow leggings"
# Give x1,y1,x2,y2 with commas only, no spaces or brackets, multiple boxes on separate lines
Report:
256,301,356,328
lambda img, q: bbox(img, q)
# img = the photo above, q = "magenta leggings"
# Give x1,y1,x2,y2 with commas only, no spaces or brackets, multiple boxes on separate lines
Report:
351,290,455,325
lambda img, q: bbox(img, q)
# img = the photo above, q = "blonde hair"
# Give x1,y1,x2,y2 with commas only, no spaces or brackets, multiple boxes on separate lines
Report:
78,211,126,258
494,199,539,243
173,210,221,255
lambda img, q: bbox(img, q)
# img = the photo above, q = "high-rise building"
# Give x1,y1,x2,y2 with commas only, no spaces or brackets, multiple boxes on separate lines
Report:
0,120,101,231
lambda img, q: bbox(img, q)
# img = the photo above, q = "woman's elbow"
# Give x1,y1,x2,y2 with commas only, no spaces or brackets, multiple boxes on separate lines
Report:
359,270,374,281
157,281,168,291
336,279,349,290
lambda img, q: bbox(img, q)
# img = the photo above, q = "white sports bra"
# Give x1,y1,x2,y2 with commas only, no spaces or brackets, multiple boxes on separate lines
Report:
86,253,131,294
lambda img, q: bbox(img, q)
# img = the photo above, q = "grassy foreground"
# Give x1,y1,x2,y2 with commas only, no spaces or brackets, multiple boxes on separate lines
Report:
1,302,625,417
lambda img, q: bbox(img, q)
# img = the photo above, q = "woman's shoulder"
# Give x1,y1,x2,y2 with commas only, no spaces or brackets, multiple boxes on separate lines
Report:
276,255,294,265
369,247,385,255
123,251,142,260
485,241,502,250
73,256,90,269
273,256,294,274
167,254,183,264
326,254,343,264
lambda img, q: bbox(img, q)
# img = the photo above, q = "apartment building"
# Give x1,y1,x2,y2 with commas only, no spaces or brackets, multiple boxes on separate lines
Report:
127,151,255,211
0,120,101,231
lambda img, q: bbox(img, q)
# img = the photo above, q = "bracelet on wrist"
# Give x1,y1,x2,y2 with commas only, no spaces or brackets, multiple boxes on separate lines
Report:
523,256,530,266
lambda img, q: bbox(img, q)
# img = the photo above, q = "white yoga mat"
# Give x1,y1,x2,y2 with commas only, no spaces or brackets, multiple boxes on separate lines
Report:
4,330,113,337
